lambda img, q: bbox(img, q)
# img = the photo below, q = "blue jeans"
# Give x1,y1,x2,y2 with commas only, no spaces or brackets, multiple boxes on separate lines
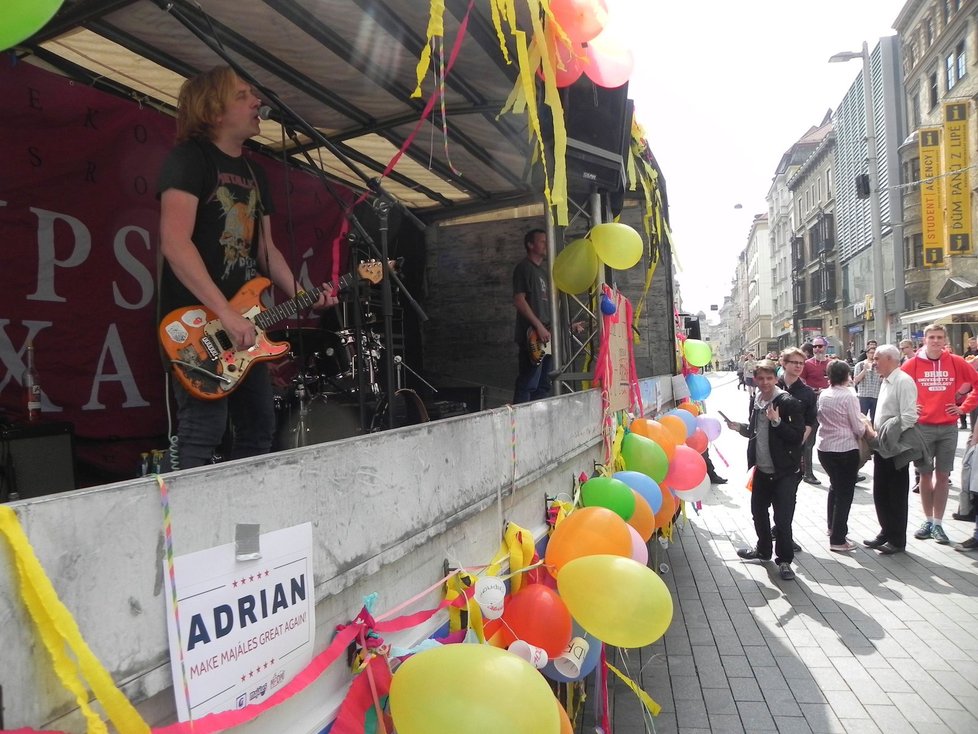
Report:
169,363,275,469
858,396,877,421
513,348,551,404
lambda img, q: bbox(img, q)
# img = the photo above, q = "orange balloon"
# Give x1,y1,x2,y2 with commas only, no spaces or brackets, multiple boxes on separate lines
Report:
654,487,677,530
677,402,701,417
631,418,676,460
545,506,632,574
558,701,573,734
659,414,688,444
500,584,573,657
626,490,655,542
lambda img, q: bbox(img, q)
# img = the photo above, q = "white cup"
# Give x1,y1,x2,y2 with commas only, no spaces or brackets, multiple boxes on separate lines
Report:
553,636,590,678
473,576,506,620
508,640,549,669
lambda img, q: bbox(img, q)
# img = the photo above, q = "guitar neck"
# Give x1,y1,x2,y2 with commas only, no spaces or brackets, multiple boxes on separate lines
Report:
252,285,324,332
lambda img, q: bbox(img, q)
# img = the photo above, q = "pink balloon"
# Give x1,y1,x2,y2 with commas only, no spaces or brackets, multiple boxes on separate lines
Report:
583,27,634,88
550,0,609,44
686,428,709,454
664,445,708,491
627,524,649,566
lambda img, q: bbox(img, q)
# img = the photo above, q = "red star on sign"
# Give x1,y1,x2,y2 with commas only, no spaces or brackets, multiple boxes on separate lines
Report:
249,574,255,582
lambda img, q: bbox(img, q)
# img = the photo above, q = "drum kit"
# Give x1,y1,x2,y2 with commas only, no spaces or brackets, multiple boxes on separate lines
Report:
267,324,425,449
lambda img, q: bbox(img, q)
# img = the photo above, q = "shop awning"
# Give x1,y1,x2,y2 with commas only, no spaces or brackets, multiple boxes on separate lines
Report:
899,296,978,324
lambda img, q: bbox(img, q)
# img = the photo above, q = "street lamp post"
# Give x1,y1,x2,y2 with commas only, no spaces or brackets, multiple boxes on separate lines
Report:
830,41,887,343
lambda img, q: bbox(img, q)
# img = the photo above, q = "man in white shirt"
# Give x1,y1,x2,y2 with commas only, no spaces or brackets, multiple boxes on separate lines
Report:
863,344,919,554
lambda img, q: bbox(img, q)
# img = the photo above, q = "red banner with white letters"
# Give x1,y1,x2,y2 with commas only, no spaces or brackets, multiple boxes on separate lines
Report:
0,60,353,480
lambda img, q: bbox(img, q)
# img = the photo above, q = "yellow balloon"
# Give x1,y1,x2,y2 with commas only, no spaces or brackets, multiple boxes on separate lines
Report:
557,554,673,648
553,238,599,294
589,222,643,270
390,644,560,734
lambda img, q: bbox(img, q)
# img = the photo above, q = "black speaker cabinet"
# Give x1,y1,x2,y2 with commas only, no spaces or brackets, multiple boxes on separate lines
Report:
563,79,633,194
0,421,75,501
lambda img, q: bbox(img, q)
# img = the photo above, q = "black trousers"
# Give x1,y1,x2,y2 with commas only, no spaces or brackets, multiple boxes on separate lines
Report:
751,469,802,564
872,451,910,548
818,449,859,545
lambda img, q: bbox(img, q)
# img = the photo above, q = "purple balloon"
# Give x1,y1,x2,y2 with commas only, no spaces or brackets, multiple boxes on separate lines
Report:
697,415,722,442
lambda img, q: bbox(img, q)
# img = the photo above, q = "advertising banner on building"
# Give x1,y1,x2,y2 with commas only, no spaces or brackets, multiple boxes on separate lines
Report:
943,102,972,256
164,523,316,721
918,127,945,267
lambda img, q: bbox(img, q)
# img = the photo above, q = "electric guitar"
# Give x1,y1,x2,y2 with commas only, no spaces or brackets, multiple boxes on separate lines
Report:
527,326,552,366
159,262,385,400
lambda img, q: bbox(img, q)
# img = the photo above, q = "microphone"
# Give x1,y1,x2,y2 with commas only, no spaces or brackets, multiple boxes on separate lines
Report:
258,105,273,120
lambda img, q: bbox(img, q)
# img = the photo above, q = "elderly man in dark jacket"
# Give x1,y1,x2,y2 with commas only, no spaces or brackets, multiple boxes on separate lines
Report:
724,360,807,580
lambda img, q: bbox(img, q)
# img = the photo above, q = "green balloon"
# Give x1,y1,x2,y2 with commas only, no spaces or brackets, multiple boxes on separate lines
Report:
683,339,713,368
580,476,636,521
620,432,669,484
553,238,599,294
0,0,65,51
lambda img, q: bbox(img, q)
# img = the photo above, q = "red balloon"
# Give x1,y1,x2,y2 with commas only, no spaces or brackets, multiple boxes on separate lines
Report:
538,27,586,87
686,428,709,453
500,584,573,657
665,445,708,491
550,0,609,44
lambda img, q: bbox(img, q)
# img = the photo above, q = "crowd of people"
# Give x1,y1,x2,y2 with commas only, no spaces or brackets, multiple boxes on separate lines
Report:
723,324,978,581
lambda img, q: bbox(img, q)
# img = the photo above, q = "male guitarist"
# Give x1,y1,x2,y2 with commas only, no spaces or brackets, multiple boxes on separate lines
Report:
158,66,337,469
513,228,552,404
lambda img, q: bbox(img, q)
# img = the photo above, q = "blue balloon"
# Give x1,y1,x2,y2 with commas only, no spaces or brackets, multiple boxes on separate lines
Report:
613,470,663,513
686,373,712,401
666,408,697,436
541,621,604,683
600,293,617,315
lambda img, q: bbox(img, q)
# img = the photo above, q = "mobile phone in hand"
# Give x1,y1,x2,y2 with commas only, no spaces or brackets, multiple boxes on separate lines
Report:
717,410,732,424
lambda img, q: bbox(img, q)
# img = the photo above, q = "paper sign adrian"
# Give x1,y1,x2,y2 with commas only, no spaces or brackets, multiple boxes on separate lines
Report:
164,523,316,721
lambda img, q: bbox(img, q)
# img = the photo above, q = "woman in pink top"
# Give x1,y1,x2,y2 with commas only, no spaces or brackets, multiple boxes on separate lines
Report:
817,360,873,552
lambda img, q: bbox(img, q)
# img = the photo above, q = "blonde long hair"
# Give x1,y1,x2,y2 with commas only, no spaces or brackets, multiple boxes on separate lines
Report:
175,66,237,143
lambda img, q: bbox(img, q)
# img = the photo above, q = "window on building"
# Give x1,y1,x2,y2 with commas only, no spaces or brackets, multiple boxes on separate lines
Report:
947,51,957,89
825,167,832,197
904,156,921,192
957,40,966,81
925,17,934,47
909,84,921,129
929,71,939,108
941,2,949,26
905,233,924,269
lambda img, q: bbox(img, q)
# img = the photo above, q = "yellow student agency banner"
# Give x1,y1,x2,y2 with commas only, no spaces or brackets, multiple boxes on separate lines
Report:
919,127,945,267
944,102,972,256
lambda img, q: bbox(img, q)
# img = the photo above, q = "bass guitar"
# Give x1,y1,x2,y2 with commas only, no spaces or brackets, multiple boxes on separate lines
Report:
527,326,552,366
159,262,384,400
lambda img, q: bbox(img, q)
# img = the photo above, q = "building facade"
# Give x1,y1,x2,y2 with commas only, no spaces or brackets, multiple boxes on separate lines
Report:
745,214,774,356
895,0,978,349
786,121,840,348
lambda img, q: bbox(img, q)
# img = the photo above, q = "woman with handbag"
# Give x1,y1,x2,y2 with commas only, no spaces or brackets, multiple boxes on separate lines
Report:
817,359,874,552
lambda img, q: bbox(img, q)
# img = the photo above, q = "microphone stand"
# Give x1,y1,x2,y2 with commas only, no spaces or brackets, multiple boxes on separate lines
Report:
156,0,429,435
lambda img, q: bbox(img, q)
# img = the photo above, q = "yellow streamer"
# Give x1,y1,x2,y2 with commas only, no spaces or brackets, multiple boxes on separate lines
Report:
411,0,446,98
0,506,150,734
606,661,662,717
503,521,534,594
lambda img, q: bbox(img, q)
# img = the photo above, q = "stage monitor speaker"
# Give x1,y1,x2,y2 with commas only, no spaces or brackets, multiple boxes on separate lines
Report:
1,422,75,501
562,79,632,194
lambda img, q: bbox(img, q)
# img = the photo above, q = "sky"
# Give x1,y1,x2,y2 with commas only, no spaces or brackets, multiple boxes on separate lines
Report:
607,0,909,321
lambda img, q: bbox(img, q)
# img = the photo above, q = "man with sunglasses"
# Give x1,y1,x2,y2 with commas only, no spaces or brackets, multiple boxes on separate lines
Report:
799,338,832,484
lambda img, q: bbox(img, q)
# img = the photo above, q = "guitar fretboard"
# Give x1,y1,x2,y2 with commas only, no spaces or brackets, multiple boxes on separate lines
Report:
253,286,323,331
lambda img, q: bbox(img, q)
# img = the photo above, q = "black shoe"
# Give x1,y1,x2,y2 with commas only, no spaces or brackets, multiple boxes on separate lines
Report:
709,475,728,485
878,542,905,555
863,537,886,549
737,547,771,561
952,512,977,522
802,475,821,485
856,474,868,483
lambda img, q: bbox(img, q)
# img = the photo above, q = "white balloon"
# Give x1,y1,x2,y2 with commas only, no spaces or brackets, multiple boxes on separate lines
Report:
674,473,711,503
